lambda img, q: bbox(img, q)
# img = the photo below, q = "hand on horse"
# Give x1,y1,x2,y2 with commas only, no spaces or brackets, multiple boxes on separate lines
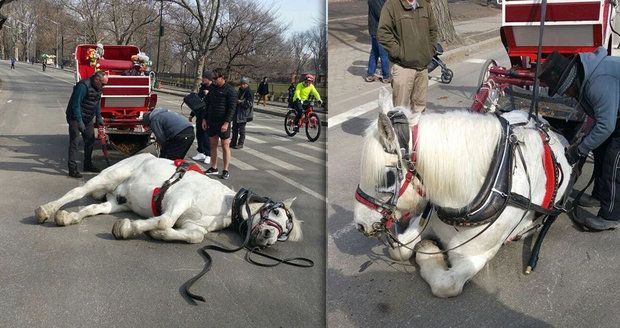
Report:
95,116,104,127
565,143,586,165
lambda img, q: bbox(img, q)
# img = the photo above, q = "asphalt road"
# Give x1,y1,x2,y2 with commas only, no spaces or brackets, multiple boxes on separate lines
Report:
327,18,620,328
0,62,325,327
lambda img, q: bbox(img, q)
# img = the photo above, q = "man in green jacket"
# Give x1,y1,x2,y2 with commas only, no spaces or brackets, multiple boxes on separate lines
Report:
378,0,437,112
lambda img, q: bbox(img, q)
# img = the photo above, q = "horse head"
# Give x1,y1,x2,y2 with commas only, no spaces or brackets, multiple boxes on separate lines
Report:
242,196,303,248
354,88,428,238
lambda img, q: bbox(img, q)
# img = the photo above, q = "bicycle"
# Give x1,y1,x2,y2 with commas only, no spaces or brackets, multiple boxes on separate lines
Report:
284,100,322,142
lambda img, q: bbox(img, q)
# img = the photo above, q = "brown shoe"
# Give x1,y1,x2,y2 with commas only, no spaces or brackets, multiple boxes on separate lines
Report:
365,75,378,82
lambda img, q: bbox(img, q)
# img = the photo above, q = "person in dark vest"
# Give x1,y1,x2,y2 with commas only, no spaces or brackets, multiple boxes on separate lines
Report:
539,47,620,231
142,108,194,160
203,68,236,180
191,70,213,164
231,77,254,149
65,70,108,178
257,77,269,106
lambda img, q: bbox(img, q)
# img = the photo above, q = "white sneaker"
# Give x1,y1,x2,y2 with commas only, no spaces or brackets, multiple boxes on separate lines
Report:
192,153,206,161
203,156,211,164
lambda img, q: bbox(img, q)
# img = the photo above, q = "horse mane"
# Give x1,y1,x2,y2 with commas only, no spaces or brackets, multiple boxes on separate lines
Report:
360,121,396,190
417,111,501,208
288,214,303,242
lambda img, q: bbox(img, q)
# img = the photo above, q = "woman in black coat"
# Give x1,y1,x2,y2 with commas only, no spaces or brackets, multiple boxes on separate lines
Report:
231,77,254,149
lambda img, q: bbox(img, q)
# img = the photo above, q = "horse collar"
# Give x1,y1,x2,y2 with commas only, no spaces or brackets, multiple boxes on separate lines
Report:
151,160,201,216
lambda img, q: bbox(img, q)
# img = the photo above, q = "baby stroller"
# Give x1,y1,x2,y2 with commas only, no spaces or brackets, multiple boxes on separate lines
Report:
427,43,453,84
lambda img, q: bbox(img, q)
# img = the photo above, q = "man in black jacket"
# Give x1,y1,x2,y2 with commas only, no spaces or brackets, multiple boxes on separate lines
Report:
190,70,213,164
203,68,236,180
65,71,108,178
231,77,254,149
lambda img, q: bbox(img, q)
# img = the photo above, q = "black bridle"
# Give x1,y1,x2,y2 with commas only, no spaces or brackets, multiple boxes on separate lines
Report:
182,188,313,304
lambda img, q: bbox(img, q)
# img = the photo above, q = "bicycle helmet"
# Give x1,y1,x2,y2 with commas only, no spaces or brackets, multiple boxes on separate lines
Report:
304,74,315,82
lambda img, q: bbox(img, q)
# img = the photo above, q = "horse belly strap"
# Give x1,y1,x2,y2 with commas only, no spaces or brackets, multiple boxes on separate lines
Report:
151,160,203,216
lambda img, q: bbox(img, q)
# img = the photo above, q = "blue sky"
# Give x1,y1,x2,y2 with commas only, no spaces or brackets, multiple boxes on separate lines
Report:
259,0,326,36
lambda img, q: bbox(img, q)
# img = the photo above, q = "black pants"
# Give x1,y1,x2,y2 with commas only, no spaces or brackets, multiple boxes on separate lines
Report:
293,100,304,125
231,122,246,147
196,115,210,156
591,123,620,221
160,127,195,160
68,119,95,172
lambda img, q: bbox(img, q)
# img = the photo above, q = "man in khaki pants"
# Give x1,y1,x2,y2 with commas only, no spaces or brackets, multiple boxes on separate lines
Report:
377,0,438,112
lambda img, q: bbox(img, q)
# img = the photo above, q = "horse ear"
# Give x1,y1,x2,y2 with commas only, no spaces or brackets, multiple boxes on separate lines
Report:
378,113,397,151
282,197,296,209
378,87,393,114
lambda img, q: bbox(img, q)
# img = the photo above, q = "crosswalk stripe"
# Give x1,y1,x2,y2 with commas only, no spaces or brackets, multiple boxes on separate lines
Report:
298,143,325,152
247,124,281,133
215,152,257,170
243,147,302,170
272,135,291,142
266,170,325,201
272,146,325,165
244,135,266,144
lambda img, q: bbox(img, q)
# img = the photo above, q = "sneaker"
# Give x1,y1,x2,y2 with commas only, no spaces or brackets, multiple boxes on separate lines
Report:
572,206,619,231
221,170,230,180
192,153,206,161
381,77,392,84
205,167,219,175
576,194,600,208
68,170,83,178
365,75,378,82
83,164,101,173
203,156,211,164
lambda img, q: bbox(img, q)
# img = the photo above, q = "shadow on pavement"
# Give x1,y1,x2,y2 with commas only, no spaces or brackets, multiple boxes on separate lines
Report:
340,116,372,137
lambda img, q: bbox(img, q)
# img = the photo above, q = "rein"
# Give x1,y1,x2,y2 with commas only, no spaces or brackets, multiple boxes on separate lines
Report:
182,188,313,304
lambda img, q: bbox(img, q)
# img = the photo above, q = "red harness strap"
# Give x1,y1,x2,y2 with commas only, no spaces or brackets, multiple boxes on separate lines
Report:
539,132,556,209
398,124,425,198
151,160,204,216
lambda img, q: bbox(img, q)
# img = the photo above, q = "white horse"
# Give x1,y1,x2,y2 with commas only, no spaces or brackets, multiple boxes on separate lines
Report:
354,92,571,298
35,153,302,247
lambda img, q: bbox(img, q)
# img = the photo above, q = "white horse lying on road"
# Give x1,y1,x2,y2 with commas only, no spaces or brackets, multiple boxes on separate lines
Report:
354,93,571,297
35,153,302,247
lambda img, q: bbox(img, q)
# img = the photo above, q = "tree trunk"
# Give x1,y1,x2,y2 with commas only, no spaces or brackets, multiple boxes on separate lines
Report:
430,0,461,45
193,54,206,93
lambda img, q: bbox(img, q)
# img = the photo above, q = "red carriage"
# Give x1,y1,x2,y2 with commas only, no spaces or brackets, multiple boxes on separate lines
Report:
472,0,618,131
75,44,157,157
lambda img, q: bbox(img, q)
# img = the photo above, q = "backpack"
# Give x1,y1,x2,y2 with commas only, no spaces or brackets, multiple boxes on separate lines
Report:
183,92,206,116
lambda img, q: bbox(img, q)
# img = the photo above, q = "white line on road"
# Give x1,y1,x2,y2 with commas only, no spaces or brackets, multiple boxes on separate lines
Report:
7,100,12,103
244,135,266,144
465,58,487,64
243,146,302,170
272,146,325,165
215,152,257,170
247,124,281,133
298,143,325,152
266,170,325,201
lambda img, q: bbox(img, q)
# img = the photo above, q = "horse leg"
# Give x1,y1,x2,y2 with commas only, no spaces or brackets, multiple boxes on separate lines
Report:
148,222,207,244
415,240,495,298
111,198,192,240
387,217,424,261
54,193,129,226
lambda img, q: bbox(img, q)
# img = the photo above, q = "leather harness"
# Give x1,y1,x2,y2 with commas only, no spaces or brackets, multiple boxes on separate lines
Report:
151,160,204,216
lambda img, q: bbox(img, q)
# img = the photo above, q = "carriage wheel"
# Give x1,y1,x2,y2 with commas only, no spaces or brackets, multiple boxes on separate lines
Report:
284,109,298,136
305,113,321,142
441,69,454,84
477,59,498,88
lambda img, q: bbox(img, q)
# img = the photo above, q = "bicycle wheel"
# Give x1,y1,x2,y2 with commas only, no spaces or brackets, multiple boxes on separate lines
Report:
284,110,298,136
305,112,321,142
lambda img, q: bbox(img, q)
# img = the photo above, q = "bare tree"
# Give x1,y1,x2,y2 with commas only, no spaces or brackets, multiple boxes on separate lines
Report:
104,0,159,45
63,0,107,43
431,0,461,44
289,31,311,80
166,0,221,91
0,0,17,31
307,21,326,76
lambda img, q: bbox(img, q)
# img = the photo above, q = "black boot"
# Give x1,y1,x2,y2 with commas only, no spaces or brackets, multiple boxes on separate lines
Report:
83,163,101,173
576,194,600,208
68,169,83,178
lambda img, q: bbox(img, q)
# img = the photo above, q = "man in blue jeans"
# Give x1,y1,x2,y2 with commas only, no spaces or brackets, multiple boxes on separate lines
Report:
366,0,391,83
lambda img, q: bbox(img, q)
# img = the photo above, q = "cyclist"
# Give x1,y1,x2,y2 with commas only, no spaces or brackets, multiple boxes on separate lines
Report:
291,74,322,131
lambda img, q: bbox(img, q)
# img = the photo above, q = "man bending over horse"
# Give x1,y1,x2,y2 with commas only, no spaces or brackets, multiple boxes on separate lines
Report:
142,108,194,160
539,47,620,231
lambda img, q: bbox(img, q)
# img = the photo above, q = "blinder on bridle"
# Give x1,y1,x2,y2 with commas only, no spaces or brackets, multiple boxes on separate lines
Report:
376,165,401,207
233,188,294,245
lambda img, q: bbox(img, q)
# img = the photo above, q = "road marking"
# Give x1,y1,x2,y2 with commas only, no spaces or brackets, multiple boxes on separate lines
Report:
214,152,257,170
465,58,487,64
272,146,325,165
244,135,266,144
328,15,367,23
243,146,302,170
298,143,324,152
7,100,12,103
266,170,325,201
247,124,281,133
272,135,290,142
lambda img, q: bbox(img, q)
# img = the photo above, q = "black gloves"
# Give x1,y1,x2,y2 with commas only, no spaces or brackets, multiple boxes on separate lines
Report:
78,121,86,133
565,143,586,165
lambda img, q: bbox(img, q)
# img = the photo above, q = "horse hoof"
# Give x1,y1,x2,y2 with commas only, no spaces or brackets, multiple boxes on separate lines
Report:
54,210,78,226
35,206,51,224
388,246,414,262
112,219,132,239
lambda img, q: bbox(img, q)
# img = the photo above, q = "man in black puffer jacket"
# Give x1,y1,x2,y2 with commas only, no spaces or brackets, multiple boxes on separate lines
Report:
65,71,108,178
202,68,237,180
